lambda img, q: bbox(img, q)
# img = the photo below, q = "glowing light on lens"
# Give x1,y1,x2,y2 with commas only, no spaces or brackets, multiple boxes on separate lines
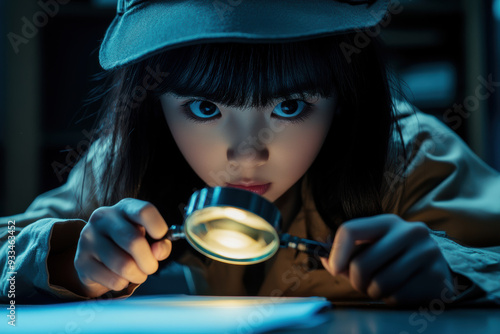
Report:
204,228,255,249
223,208,248,222
184,206,280,264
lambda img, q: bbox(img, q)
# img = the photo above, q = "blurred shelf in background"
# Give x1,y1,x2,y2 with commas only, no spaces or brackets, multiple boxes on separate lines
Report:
380,0,498,167
1,0,115,215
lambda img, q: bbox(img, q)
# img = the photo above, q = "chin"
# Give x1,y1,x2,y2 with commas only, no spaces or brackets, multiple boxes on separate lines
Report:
267,188,288,203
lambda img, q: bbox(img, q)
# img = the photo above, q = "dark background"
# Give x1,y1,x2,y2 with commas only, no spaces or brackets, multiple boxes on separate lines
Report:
1,0,499,216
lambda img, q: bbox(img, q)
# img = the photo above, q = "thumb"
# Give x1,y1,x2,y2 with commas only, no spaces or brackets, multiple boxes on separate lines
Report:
151,239,172,262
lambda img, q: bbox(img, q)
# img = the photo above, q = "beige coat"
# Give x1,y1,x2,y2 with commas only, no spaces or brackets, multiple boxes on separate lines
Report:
1,104,500,304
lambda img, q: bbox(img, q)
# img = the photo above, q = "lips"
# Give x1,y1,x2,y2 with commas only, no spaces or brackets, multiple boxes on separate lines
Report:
226,182,271,196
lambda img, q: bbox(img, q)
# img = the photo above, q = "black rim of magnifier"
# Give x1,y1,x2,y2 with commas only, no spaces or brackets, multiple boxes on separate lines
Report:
184,187,282,230
180,186,282,264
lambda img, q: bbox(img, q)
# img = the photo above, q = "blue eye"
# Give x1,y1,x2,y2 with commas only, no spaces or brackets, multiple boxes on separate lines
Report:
272,100,311,119
186,100,220,120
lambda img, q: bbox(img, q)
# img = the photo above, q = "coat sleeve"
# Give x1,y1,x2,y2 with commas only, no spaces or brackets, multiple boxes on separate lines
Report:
384,105,500,305
0,145,102,303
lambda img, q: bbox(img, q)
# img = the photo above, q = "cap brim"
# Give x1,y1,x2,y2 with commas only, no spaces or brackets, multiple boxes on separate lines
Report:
99,0,390,70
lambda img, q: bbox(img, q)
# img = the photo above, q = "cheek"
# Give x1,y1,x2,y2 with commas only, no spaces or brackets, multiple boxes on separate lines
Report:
274,118,332,177
168,124,223,183
279,131,325,173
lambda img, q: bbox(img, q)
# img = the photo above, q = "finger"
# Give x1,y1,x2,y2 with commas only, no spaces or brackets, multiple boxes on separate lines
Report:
365,239,438,299
349,222,429,292
329,214,401,275
92,232,148,284
321,249,354,278
117,198,169,239
151,239,172,261
92,207,159,275
76,256,130,296
321,257,333,276
391,249,453,306
382,262,439,307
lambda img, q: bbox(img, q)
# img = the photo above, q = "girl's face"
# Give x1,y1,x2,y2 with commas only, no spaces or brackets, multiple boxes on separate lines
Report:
160,93,335,203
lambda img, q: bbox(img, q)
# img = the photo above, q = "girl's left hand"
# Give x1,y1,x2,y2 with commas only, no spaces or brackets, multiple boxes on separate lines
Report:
320,214,455,305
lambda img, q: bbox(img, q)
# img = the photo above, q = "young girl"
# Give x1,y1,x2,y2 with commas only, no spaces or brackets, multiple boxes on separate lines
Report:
2,0,500,306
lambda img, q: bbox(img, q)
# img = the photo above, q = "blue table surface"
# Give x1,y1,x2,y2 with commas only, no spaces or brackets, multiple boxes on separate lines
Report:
2,296,499,334
292,306,500,334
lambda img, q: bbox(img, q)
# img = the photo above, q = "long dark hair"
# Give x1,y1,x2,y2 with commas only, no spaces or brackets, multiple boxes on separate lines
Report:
84,34,406,232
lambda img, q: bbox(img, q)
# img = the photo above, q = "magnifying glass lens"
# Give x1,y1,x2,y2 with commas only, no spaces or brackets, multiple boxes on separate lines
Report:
184,207,280,265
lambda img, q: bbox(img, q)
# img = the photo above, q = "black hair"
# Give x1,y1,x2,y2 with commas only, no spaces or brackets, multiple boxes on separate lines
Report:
84,33,406,234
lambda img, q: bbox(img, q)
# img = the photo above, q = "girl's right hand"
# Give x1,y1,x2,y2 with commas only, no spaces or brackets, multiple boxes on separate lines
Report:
74,198,172,298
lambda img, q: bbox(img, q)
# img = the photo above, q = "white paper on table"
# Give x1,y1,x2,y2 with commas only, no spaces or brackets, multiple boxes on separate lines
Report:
3,295,332,333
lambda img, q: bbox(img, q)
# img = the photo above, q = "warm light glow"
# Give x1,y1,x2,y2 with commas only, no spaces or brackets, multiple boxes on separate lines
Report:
184,206,280,264
204,228,256,249
222,207,248,222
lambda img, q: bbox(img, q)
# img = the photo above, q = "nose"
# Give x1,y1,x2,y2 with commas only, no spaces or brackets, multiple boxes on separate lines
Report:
227,136,269,168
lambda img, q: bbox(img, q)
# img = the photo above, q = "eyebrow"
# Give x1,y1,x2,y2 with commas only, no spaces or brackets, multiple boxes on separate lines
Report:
167,91,320,104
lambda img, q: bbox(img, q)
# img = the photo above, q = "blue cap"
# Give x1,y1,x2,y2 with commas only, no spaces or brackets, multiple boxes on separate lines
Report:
99,0,390,70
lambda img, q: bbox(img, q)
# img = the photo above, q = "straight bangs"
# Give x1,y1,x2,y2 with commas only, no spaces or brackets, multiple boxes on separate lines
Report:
146,37,344,107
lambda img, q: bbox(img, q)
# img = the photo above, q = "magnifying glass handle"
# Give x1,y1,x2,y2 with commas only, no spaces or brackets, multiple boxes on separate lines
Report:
163,225,186,241
280,233,331,258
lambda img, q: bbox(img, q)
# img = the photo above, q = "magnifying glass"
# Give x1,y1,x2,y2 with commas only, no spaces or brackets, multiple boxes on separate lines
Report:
164,187,331,265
